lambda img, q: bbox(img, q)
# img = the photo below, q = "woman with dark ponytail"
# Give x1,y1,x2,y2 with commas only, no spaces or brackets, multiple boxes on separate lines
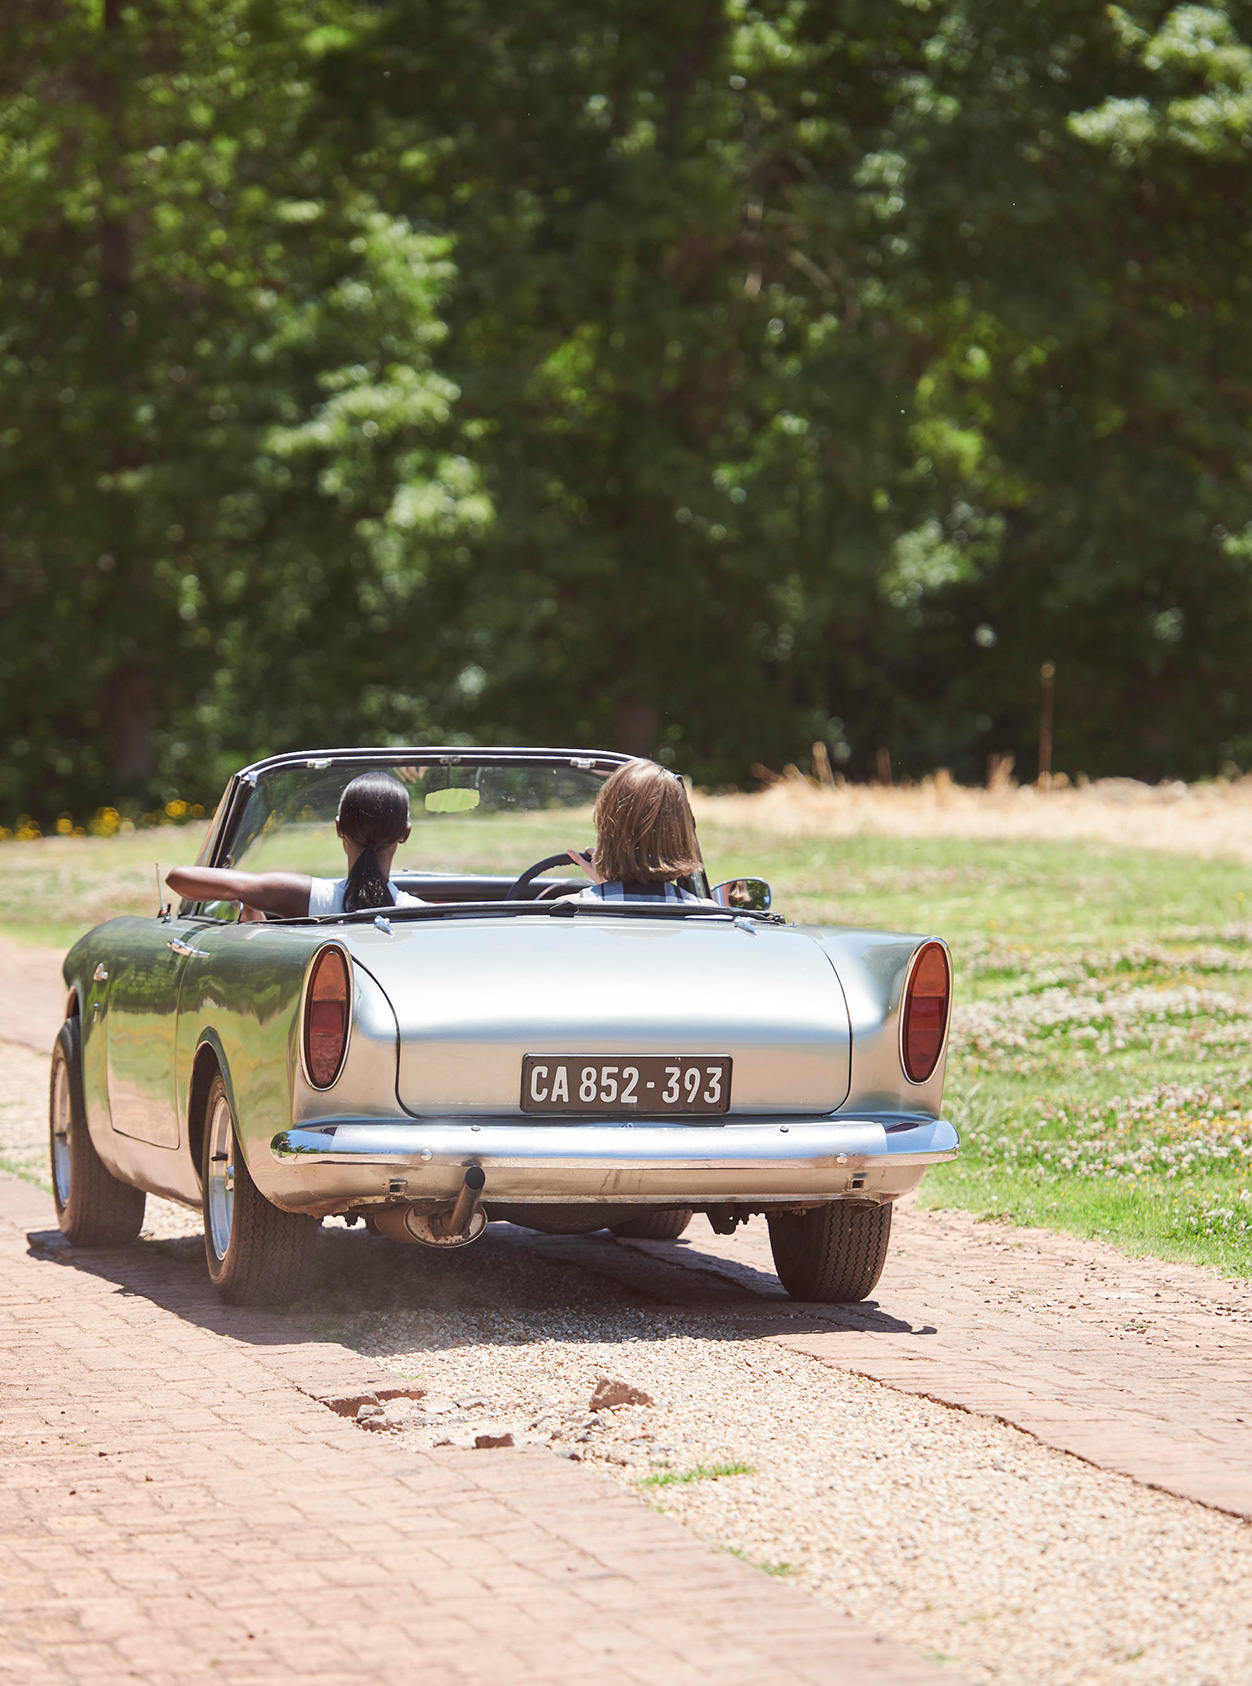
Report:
314,773,416,915
167,773,423,919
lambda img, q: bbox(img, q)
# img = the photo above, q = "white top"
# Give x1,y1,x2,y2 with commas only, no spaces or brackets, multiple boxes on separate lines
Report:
308,877,425,916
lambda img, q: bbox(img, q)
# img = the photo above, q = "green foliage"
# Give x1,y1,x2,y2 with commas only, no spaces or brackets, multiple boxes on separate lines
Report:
0,0,483,820
4,1,1252,820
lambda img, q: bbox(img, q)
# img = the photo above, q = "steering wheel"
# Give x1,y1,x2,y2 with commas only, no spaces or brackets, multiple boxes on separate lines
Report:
505,852,585,901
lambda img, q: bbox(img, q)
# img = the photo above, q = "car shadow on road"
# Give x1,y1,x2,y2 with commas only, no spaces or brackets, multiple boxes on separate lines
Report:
24,1215,933,1368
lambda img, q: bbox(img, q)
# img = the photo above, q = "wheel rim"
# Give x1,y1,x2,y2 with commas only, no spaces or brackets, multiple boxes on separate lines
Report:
206,1093,235,1262
51,1054,72,1207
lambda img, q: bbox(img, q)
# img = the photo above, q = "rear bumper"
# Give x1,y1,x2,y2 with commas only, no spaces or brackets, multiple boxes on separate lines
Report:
265,1114,959,1217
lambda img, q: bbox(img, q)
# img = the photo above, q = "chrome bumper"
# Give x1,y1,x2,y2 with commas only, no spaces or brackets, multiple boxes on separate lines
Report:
265,1114,958,1216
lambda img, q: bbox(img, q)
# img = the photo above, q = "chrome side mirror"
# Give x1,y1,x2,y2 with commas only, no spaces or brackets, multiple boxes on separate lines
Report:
711,878,771,912
199,899,241,923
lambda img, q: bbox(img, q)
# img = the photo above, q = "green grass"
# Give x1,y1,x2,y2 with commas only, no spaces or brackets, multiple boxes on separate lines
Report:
695,822,1252,1280
0,810,591,949
0,1156,51,1194
924,1159,1252,1277
0,824,208,949
696,825,1252,947
637,1461,755,1487
6,817,1251,1277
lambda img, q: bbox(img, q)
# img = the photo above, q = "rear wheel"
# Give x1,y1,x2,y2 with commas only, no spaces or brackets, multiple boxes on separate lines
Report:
610,1208,693,1241
201,1072,317,1304
768,1202,892,1302
50,1018,146,1247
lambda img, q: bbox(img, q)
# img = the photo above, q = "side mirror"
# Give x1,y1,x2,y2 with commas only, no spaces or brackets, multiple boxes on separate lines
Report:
198,899,241,923
711,878,771,912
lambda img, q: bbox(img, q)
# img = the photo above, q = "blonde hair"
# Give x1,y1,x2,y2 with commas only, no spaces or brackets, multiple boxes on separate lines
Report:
592,760,703,884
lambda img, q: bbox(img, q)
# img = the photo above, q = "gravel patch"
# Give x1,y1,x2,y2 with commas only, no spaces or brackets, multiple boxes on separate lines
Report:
347,1236,1252,1686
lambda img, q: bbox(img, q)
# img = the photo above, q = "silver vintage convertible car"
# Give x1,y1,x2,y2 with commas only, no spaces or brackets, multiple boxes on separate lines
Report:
50,747,957,1304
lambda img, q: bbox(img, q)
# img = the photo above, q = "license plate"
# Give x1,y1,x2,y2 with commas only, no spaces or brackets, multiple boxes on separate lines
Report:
521,1055,731,1115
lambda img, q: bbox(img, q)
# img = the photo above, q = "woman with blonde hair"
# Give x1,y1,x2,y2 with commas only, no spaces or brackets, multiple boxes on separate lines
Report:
567,758,709,903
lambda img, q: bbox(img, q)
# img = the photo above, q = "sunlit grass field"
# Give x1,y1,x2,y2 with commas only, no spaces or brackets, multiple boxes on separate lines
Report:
704,825,1252,1280
3,815,1250,1278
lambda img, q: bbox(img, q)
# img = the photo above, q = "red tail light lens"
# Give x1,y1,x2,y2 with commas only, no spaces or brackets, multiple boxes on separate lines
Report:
902,941,950,1083
304,947,350,1088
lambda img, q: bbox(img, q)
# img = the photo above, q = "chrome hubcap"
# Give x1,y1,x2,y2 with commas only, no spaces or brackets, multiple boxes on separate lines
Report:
51,1056,71,1206
207,1094,235,1261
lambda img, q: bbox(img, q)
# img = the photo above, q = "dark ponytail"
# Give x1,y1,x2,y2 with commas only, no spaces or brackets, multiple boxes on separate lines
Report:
337,773,410,912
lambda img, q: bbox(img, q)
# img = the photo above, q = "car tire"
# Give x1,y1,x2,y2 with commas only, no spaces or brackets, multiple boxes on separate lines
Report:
610,1208,693,1241
201,1072,317,1305
50,1017,147,1247
767,1201,892,1302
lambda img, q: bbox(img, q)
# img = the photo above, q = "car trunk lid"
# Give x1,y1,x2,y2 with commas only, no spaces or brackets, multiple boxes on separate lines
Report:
349,915,851,1116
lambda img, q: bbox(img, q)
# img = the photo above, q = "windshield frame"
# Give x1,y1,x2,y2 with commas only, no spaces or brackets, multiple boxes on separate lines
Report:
183,746,644,918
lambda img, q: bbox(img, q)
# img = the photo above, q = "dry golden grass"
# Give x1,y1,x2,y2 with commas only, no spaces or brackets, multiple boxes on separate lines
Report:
693,771,1252,865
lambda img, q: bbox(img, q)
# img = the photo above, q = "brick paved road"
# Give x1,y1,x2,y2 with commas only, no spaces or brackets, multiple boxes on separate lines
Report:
0,1168,953,1686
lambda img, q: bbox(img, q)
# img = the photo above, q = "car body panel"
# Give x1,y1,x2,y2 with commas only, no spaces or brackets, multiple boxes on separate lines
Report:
807,929,949,1119
103,919,199,1148
343,916,852,1117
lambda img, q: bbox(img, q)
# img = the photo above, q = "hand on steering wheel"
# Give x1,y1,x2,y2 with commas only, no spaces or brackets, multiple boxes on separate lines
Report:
505,851,594,901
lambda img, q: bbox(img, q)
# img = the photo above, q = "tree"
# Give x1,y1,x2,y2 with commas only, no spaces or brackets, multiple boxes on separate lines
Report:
0,0,482,820
6,0,1252,820
312,0,1252,782
302,0,919,775
776,0,1252,779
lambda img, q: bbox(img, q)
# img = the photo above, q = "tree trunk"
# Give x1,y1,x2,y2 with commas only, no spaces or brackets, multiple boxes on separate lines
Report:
108,669,153,791
612,698,660,760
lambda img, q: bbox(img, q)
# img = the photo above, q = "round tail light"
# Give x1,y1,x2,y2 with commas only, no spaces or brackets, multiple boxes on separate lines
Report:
304,946,351,1088
902,941,950,1083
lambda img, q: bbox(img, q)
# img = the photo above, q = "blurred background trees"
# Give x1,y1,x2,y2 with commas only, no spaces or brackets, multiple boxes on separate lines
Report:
3,0,1252,820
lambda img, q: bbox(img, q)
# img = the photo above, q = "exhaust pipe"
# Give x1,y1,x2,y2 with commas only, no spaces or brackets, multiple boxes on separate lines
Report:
372,1166,488,1249
440,1165,486,1239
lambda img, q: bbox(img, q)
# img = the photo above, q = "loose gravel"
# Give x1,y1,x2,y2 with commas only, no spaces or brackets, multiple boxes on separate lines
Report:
3,1036,1250,1684
319,1228,1252,1686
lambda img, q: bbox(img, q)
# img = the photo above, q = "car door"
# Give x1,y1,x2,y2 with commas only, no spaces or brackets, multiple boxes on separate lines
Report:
104,916,205,1148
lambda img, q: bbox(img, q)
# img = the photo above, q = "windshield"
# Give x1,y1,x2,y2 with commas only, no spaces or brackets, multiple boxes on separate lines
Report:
225,757,608,881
